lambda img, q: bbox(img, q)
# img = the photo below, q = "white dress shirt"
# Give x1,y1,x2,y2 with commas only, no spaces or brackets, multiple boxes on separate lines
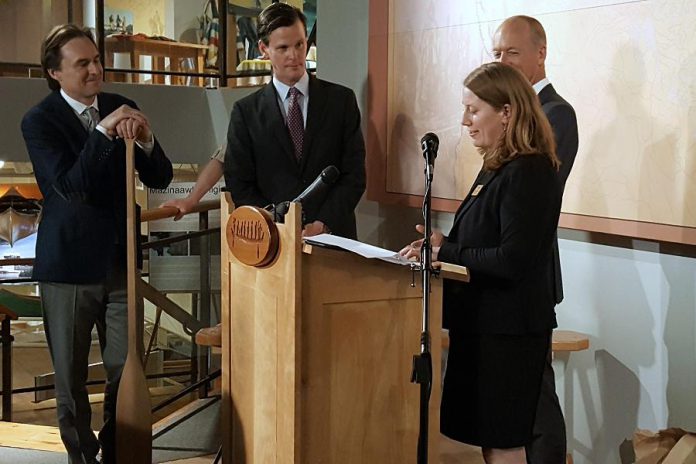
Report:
533,77,551,96
272,71,310,128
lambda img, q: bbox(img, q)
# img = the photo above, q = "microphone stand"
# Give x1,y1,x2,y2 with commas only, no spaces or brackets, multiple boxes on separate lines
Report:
411,151,436,464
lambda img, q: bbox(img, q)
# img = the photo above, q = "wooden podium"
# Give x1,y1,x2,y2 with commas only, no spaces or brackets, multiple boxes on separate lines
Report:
220,195,462,463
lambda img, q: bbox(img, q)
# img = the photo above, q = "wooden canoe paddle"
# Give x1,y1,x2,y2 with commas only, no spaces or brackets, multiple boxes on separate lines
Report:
115,138,153,463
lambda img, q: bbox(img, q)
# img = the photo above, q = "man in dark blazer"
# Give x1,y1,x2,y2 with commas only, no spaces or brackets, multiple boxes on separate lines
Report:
22,24,172,464
224,2,365,239
493,15,579,464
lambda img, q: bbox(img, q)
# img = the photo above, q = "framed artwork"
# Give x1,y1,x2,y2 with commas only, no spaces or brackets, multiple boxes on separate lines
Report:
367,0,696,244
104,8,134,35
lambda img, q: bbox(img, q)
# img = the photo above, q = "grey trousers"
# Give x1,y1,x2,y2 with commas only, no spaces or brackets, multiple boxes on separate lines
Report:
525,338,567,464
40,273,127,464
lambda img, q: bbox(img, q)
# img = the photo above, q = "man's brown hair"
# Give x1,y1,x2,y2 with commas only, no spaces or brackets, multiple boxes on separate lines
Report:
257,2,307,45
41,24,97,91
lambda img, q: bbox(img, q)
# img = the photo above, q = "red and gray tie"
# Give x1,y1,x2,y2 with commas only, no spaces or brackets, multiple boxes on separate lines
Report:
286,87,304,161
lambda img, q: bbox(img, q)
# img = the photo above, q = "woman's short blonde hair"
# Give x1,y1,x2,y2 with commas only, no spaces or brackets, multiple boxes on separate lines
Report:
463,62,559,171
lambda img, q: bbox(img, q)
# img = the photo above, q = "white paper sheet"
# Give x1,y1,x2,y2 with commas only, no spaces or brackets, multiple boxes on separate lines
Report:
304,234,412,265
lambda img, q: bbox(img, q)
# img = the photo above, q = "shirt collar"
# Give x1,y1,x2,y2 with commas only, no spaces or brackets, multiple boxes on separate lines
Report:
60,89,99,115
532,77,551,95
272,71,309,100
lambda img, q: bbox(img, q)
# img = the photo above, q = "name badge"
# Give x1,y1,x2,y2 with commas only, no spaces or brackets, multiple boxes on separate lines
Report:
471,185,484,197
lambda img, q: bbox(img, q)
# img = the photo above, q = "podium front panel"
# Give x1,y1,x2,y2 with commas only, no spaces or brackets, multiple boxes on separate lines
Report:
301,247,440,463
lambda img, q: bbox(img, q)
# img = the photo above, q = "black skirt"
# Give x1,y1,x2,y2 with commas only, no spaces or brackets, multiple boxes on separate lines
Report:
440,331,549,449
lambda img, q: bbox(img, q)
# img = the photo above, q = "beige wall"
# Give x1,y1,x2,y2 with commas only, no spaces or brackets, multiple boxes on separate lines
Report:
0,0,70,63
0,76,257,163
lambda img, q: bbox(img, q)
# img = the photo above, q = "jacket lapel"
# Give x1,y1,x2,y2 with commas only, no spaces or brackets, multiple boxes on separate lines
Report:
97,92,118,121
451,168,498,229
261,82,296,164
301,76,328,171
47,92,90,150
538,83,558,106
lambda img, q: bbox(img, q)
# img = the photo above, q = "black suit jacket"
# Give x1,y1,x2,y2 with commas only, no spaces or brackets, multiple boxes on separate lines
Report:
22,91,173,284
439,155,562,335
539,84,578,189
539,83,579,303
223,76,366,239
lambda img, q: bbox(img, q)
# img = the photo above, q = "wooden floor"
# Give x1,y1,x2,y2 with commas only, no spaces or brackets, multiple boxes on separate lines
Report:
3,344,485,463
166,436,485,464
0,420,483,464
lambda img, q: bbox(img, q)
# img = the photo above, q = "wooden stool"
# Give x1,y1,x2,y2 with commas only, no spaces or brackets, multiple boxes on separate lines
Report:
552,330,589,353
195,323,221,348
195,323,222,395
441,329,589,464
552,330,590,464
195,323,223,464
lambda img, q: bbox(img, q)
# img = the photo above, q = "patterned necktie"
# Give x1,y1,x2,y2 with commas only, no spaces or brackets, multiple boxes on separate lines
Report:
286,87,304,160
82,106,100,133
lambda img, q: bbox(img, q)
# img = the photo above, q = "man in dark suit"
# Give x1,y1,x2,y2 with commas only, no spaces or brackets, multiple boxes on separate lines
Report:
224,2,365,239
22,24,173,464
493,15,580,464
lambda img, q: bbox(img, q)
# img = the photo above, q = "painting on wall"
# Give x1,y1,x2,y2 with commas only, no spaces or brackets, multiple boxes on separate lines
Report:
104,8,134,35
367,0,696,243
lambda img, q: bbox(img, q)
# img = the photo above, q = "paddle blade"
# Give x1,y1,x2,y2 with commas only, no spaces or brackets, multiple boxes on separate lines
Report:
115,354,152,464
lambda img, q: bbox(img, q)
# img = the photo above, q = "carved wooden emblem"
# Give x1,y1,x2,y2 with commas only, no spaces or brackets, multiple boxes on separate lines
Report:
226,206,279,267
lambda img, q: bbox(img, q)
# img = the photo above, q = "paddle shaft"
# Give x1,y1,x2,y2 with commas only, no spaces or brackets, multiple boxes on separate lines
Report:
115,139,152,463
126,140,139,354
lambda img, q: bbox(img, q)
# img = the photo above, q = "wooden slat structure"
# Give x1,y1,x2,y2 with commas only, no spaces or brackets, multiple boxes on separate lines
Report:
0,148,223,457
0,304,18,421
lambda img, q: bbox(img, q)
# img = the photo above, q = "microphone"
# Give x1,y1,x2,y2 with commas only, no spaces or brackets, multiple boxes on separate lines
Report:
420,132,439,166
293,165,340,204
272,165,340,222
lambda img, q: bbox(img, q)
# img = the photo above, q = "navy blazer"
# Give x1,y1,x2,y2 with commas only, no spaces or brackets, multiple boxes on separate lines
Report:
539,83,579,303
22,91,173,284
439,155,562,335
224,76,366,239
539,84,578,189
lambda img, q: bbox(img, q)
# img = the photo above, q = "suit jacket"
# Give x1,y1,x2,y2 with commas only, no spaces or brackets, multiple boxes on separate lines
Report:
539,83,579,303
223,75,366,239
439,155,562,335
539,84,578,189
22,91,173,284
